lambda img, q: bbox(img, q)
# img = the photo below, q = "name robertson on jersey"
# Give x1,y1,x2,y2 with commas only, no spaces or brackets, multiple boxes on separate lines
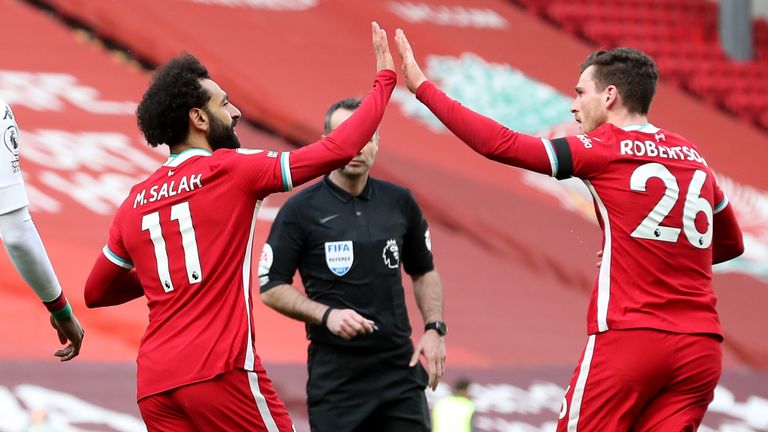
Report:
133,174,203,208
619,139,708,166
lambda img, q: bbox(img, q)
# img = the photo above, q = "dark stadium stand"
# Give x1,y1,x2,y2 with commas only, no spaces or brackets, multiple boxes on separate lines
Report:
513,0,768,131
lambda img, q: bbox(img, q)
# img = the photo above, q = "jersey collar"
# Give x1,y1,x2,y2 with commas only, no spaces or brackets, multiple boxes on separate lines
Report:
163,148,213,167
323,175,373,202
620,123,660,133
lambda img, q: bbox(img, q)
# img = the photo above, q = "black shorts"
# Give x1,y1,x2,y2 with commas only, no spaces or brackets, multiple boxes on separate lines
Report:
306,343,430,432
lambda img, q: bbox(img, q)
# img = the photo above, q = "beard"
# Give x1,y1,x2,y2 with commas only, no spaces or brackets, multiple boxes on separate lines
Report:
206,110,241,150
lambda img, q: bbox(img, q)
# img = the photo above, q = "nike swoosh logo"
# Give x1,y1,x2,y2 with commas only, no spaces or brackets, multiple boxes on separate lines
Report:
319,214,340,224
168,170,175,176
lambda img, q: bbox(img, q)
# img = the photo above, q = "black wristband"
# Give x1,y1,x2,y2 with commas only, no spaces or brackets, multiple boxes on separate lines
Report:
321,307,334,326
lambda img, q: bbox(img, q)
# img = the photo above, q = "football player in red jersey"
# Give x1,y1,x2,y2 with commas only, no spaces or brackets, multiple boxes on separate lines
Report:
83,22,396,431
395,30,744,431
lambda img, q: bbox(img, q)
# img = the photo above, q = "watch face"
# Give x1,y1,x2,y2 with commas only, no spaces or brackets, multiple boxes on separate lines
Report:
427,321,447,336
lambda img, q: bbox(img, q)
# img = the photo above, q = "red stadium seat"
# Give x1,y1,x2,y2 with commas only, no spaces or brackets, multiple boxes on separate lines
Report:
513,0,768,132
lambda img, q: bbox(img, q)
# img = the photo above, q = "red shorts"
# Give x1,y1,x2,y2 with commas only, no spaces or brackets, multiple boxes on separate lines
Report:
557,329,721,432
138,368,294,432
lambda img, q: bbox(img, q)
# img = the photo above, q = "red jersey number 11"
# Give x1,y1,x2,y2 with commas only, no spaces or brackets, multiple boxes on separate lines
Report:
141,201,203,293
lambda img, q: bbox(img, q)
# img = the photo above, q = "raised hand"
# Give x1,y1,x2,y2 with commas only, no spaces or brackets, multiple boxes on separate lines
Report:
50,313,84,361
394,28,427,94
372,21,395,72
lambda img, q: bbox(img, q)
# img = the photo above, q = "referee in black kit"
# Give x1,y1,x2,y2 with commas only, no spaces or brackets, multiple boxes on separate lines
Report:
259,98,446,432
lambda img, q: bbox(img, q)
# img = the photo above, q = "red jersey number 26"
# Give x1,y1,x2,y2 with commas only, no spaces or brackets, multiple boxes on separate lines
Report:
141,201,203,293
630,162,713,249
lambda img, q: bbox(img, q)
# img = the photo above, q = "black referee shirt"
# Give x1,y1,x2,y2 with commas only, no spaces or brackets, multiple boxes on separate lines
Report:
259,175,435,351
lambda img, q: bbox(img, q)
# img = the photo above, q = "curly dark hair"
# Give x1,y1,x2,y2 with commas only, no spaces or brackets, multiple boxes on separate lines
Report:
137,53,211,147
580,48,659,115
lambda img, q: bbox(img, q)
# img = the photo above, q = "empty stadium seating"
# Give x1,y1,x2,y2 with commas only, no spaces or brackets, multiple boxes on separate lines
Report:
512,0,768,132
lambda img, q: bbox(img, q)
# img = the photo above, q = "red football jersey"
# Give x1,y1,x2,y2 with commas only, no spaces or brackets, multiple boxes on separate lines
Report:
547,123,726,336
104,147,289,399
416,81,733,338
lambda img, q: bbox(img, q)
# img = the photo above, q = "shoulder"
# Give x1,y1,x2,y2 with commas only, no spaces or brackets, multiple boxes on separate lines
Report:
211,148,280,164
280,180,325,213
370,177,413,198
582,123,617,145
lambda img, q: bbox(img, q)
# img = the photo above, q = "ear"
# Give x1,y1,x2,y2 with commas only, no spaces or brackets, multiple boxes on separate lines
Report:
604,85,619,109
189,107,208,132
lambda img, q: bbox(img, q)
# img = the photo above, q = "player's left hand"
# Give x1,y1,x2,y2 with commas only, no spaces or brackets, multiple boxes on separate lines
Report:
372,21,395,73
50,313,84,362
596,250,603,268
410,329,445,391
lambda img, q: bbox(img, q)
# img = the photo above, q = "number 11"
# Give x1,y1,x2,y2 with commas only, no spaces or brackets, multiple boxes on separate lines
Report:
141,201,202,292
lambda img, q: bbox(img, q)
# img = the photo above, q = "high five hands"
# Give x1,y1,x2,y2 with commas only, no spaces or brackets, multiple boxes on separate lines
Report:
394,28,428,94
371,22,427,93
372,22,395,72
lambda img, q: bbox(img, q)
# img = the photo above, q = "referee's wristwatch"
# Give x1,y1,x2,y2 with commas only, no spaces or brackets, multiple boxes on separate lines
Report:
424,320,447,336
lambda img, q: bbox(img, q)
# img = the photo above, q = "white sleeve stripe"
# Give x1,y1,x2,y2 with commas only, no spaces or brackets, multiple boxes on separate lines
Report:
541,138,558,177
714,196,729,214
280,152,293,191
102,245,134,269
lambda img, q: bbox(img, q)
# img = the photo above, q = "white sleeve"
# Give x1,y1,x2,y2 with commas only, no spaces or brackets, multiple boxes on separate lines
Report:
0,206,62,302
0,100,30,215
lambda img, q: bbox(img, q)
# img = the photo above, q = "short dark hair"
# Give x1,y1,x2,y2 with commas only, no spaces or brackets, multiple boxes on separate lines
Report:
324,98,362,134
137,53,211,147
580,48,659,115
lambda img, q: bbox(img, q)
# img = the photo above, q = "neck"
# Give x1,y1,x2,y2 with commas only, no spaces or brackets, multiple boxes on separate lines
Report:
169,134,213,155
329,170,368,196
607,111,649,130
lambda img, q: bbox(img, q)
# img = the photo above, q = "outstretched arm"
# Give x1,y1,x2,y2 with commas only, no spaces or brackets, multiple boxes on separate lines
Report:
394,28,552,175
287,22,397,187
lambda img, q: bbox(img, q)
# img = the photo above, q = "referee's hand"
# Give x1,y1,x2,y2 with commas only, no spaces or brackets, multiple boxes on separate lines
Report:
325,309,375,340
410,330,445,391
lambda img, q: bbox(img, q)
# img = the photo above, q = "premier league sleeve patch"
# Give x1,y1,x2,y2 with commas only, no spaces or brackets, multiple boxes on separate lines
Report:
4,125,20,157
325,241,354,276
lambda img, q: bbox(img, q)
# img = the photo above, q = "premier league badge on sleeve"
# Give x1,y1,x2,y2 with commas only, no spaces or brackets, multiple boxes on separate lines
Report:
325,241,354,276
4,125,20,157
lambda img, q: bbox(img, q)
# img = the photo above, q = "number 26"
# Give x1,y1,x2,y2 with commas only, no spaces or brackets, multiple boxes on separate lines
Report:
630,163,712,249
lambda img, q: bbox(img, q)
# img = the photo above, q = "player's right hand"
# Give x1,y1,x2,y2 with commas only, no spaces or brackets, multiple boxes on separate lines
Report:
50,314,84,362
372,21,395,73
394,28,427,94
325,308,375,340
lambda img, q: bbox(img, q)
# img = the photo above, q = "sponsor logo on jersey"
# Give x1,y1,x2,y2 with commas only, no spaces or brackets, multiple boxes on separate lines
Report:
425,229,432,252
325,241,353,276
576,134,593,148
319,214,339,224
382,239,400,269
